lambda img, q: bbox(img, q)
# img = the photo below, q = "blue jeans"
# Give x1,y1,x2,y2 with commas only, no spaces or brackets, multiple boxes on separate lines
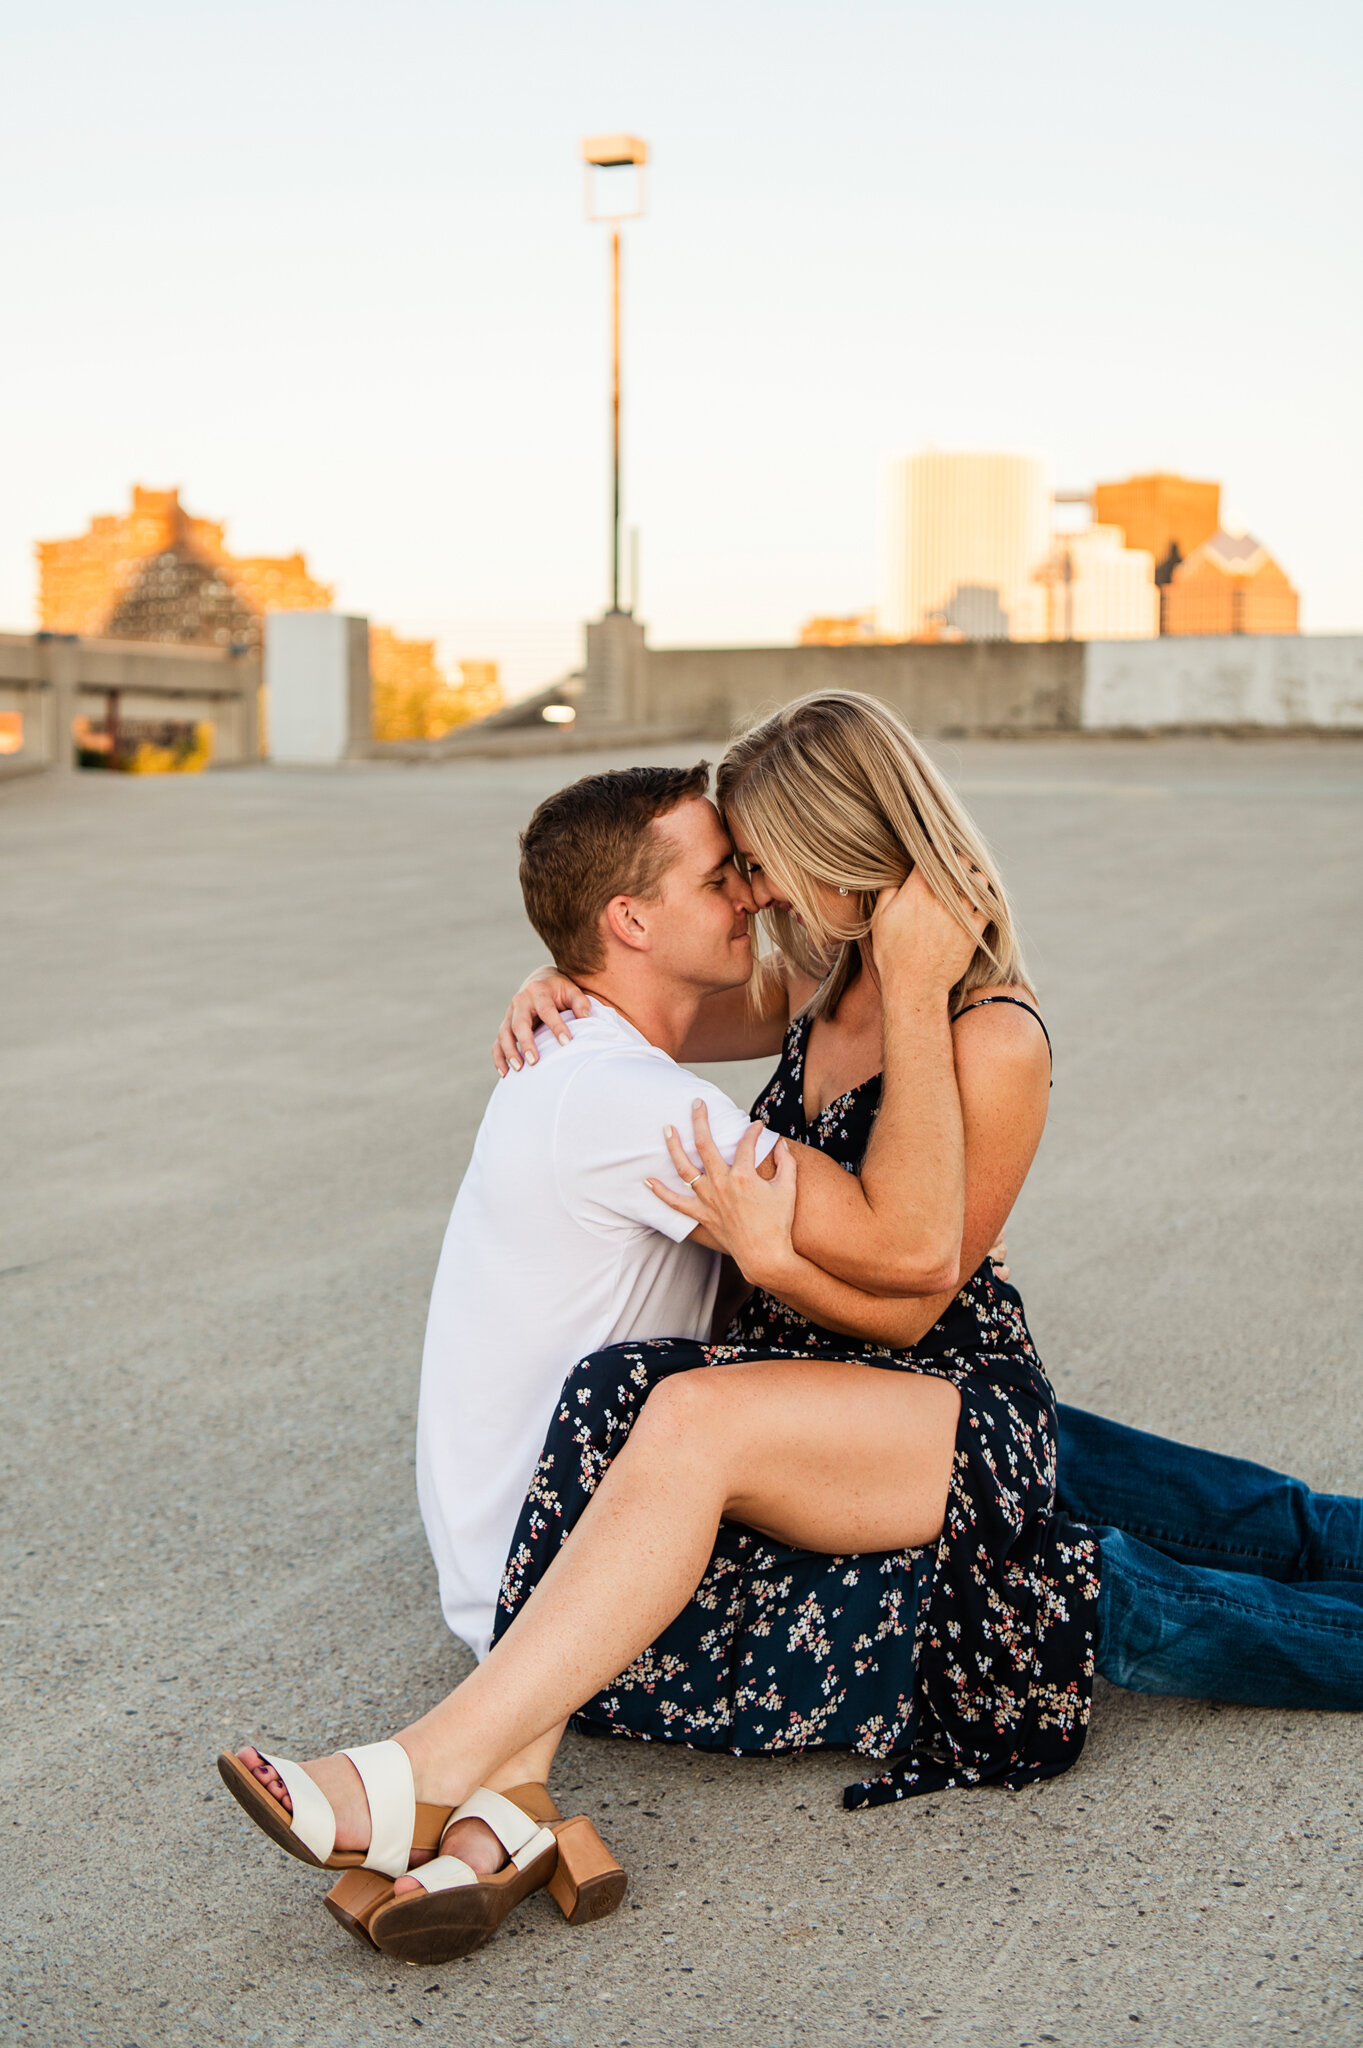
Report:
1057,1404,1363,1710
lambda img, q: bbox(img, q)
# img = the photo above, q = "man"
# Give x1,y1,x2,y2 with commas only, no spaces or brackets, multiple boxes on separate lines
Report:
416,763,778,1662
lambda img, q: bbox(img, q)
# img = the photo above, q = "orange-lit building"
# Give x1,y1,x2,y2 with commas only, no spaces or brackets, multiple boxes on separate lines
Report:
1162,531,1300,636
798,611,886,646
1093,472,1221,578
370,630,503,740
37,486,332,652
39,486,505,739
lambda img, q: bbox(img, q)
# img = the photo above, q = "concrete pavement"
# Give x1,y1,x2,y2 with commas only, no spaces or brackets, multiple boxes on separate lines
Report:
2,736,1361,2047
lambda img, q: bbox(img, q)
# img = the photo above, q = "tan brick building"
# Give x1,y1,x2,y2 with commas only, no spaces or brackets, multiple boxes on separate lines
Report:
37,486,333,653
38,486,503,741
369,631,502,740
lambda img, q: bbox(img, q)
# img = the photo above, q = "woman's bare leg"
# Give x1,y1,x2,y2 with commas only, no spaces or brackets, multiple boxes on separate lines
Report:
485,1725,566,1793
240,1361,958,1866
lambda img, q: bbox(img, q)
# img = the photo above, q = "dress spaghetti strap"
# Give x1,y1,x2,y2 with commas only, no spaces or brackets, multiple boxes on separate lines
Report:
954,996,1053,1069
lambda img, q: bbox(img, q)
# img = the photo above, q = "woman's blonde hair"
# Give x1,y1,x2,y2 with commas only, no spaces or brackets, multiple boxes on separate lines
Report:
715,690,1032,1019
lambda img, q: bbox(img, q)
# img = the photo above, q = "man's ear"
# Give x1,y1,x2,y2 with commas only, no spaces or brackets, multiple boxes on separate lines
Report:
602,894,652,954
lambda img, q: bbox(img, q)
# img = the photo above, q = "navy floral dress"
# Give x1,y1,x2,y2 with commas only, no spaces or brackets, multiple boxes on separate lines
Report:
494,1015,1100,1806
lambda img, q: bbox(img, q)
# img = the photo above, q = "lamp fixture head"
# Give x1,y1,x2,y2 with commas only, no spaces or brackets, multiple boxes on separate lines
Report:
581,134,649,222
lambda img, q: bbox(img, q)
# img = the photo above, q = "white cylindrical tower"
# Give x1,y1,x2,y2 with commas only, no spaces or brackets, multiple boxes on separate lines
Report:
884,450,1051,640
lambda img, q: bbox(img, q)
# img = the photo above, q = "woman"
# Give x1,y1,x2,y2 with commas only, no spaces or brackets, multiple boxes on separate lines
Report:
489,691,1088,1805
223,692,1363,1963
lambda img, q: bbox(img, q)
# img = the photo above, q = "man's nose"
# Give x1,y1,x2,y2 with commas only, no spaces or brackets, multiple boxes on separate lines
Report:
730,873,758,913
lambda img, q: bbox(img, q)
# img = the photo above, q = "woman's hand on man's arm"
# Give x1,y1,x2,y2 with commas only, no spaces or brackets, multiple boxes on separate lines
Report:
647,1099,1019,1347
647,1115,800,1292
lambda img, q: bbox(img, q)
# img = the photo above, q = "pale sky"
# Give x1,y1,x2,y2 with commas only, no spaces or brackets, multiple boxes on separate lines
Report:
2,0,1359,696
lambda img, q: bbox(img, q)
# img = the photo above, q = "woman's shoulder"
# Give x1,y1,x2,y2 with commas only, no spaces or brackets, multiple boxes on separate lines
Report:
952,986,1051,1065
954,981,1043,1017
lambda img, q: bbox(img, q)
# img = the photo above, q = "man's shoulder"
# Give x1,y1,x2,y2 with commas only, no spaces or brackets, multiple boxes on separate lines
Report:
541,1005,683,1087
553,1031,694,1109
481,1012,682,1123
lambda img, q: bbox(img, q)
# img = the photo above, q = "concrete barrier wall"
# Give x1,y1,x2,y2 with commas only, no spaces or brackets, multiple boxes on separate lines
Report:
638,638,1086,737
618,631,1363,738
1081,635,1363,729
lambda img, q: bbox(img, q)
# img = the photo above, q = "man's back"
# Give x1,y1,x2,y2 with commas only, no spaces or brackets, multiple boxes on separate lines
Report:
416,999,772,1658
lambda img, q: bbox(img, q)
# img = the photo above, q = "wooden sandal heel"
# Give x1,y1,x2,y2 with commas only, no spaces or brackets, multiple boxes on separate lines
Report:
323,1784,625,1955
545,1814,628,1925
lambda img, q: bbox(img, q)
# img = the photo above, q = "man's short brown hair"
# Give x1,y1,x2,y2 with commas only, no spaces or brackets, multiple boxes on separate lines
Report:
519,762,711,976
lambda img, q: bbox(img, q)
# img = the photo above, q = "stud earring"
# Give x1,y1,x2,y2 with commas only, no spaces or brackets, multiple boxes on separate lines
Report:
838,887,849,896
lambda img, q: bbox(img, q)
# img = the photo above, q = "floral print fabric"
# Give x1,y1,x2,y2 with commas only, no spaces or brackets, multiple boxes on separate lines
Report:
494,1015,1099,1804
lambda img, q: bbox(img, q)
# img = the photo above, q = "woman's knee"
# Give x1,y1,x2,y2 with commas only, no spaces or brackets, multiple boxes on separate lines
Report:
633,1366,729,1453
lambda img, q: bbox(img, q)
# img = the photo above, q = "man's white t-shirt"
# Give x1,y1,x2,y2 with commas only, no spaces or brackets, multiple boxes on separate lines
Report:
416,999,778,1660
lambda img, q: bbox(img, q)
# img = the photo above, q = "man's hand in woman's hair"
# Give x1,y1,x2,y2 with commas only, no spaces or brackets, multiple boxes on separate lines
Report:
494,966,591,1075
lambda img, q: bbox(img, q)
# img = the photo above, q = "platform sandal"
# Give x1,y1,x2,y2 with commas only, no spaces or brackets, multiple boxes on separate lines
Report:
217,1741,450,1877
325,1783,627,1951
326,1785,627,1966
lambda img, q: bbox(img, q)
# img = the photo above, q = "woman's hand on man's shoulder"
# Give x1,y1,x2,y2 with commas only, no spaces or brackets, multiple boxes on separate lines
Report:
494,966,591,1076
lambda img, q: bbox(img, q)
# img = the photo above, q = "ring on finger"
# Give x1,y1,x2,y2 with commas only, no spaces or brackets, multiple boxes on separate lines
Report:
682,1170,706,1188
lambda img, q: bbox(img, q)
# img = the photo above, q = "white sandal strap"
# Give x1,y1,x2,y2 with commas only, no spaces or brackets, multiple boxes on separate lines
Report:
508,1824,557,1873
411,1823,557,1894
409,1853,479,1895
342,1741,417,1878
258,1752,336,1866
450,1787,548,1862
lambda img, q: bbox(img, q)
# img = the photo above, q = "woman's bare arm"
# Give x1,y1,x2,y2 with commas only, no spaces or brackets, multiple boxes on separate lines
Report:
655,999,1048,1319
786,990,1048,1296
675,973,795,1064
763,1010,1043,1336
493,959,815,1074
770,875,980,1293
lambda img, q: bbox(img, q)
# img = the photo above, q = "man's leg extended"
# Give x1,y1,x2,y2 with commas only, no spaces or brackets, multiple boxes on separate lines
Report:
1092,1526,1363,1709
1057,1404,1363,1582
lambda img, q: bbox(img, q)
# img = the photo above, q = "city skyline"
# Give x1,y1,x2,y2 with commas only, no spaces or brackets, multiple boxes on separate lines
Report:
1,0,1358,699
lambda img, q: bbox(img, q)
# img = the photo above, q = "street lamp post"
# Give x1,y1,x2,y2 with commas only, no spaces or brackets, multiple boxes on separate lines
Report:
581,134,648,615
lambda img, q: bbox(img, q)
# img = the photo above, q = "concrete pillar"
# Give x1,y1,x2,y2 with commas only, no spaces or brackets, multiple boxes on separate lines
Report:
264,613,371,764
44,638,83,775
231,655,264,762
581,611,648,728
